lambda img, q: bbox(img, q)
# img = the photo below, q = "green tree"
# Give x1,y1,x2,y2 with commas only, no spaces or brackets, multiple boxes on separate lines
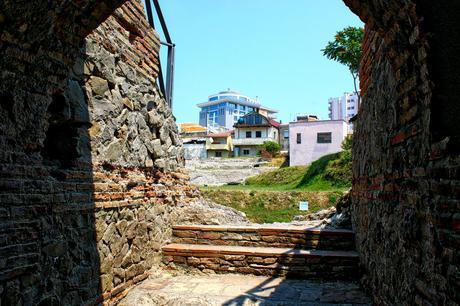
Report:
322,27,364,102
259,141,281,156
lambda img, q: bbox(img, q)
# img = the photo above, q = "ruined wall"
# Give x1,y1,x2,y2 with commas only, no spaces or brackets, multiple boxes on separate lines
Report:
0,0,198,304
344,0,460,304
81,2,200,301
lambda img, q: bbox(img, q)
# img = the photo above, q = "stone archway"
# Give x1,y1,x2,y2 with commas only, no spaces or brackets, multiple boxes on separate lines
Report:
0,0,458,304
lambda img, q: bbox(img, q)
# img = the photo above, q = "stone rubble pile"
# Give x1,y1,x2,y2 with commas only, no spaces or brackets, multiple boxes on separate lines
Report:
292,192,352,229
171,198,250,226
185,158,276,186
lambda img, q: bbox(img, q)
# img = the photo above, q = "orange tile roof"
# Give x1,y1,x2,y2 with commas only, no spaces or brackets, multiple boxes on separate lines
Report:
180,123,207,133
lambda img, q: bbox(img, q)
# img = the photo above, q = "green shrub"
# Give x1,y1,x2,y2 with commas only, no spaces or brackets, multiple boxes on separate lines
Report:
258,141,281,156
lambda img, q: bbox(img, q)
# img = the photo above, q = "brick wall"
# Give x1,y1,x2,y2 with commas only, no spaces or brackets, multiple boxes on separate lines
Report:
344,0,459,304
0,0,199,304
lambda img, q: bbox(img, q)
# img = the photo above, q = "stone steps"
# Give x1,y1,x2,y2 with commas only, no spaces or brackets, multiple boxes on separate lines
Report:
163,224,360,279
172,224,355,250
162,243,359,279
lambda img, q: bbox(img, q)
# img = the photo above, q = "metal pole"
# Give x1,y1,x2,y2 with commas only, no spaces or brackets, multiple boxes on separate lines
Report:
152,0,172,44
145,0,175,109
145,0,166,99
166,45,175,109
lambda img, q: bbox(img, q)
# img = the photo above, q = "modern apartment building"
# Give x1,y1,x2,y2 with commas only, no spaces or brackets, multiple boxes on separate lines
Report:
328,92,359,122
197,90,278,130
289,119,348,166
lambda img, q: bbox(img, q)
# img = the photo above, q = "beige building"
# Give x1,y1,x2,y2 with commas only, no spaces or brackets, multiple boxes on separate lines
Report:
206,131,234,158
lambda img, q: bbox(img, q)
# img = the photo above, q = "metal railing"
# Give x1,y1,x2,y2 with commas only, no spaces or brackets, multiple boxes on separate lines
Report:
233,138,276,146
144,0,175,109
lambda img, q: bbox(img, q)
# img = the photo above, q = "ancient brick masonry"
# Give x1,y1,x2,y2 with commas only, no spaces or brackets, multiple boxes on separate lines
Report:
0,0,200,305
163,225,360,280
172,225,355,250
344,0,460,305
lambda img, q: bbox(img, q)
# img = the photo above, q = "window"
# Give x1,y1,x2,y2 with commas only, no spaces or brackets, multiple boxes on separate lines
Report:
215,151,222,157
273,132,276,139
296,133,301,144
317,132,332,143
243,149,250,155
255,131,262,138
220,95,235,100
246,131,252,138
234,116,238,122
283,130,289,139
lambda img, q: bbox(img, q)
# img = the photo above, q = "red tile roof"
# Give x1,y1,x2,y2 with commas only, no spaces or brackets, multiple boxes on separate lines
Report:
268,118,281,128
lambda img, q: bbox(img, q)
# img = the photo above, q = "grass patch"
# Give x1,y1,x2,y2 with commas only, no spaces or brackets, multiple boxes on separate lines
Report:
202,148,352,223
246,165,307,187
201,189,343,223
244,152,351,191
266,156,288,167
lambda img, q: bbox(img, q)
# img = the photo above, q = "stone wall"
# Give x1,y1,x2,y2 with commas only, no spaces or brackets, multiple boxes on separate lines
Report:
344,0,460,304
0,0,199,304
172,225,355,250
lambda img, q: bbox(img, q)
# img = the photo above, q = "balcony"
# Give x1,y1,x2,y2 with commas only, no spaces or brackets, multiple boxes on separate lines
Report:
233,138,275,146
206,143,230,151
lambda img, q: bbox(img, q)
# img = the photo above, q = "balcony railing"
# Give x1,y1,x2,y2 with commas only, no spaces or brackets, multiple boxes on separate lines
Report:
145,0,175,109
233,138,276,146
206,143,230,150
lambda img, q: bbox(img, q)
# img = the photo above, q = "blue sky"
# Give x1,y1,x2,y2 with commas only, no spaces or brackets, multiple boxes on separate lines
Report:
152,0,363,124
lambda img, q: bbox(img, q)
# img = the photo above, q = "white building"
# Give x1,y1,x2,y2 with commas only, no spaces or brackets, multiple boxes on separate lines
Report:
328,92,359,122
289,120,348,166
233,112,280,157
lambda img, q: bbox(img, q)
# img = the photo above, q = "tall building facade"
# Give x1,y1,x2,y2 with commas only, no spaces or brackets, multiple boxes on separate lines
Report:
328,92,359,122
197,90,277,130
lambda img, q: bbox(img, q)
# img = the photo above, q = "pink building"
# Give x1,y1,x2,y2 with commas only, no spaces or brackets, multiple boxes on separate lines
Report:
289,120,348,166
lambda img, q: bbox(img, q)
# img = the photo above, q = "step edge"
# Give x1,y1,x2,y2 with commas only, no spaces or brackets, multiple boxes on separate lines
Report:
172,225,354,236
162,244,359,258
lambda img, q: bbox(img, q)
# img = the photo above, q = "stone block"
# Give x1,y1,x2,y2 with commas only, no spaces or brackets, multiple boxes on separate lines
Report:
90,76,109,96
221,233,243,240
100,274,113,292
223,255,245,261
198,232,221,240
